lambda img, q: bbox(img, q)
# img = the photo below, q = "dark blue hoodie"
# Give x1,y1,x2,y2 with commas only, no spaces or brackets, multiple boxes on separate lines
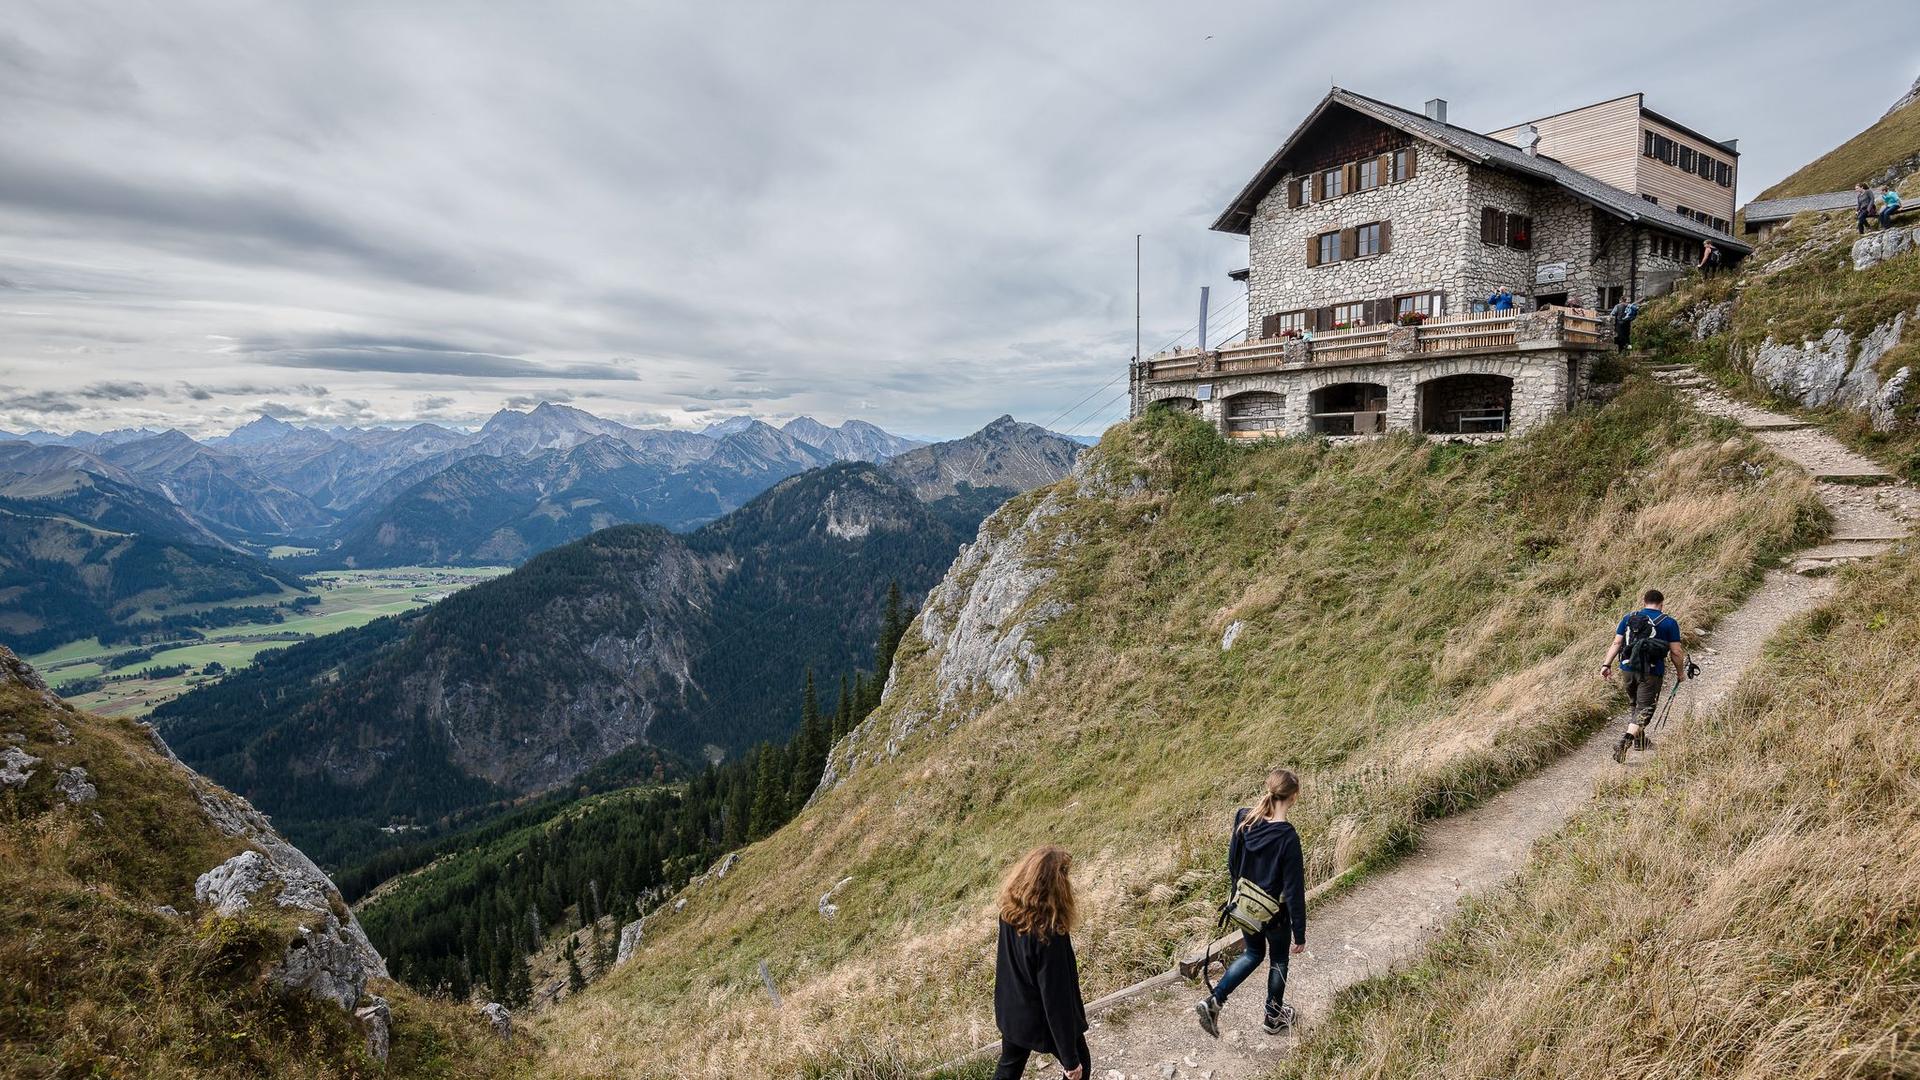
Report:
1229,808,1307,945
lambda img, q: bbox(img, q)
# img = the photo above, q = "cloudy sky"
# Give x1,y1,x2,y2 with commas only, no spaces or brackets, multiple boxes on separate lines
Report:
2,2,1913,440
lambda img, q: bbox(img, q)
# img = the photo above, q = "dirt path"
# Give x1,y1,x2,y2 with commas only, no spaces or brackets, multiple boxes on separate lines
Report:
1041,377,1917,1080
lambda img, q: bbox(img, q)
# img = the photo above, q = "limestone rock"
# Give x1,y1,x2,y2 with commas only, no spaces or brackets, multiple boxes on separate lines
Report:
919,492,1068,712
0,746,39,789
271,916,372,1012
1221,620,1246,652
615,919,645,965
1691,300,1733,340
196,850,277,916
1851,228,1914,271
55,766,96,805
355,996,392,1063
0,646,63,709
480,1001,513,1040
1752,310,1907,412
1872,366,1915,432
818,876,853,919
673,898,687,913
154,905,182,918
1888,74,1920,118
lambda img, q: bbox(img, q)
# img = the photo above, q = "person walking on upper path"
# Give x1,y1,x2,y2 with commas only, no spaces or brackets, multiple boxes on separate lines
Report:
1857,183,1875,234
1195,768,1308,1040
993,846,1090,1080
1609,298,1640,351
1601,588,1687,763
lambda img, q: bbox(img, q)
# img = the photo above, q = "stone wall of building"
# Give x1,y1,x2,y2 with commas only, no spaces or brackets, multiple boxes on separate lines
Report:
1634,231,1699,299
1136,349,1581,438
1462,168,1536,306
1245,143,1472,336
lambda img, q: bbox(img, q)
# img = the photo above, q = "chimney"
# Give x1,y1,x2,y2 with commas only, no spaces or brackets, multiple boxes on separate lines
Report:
1723,138,1738,153
1518,123,1541,156
1424,98,1447,124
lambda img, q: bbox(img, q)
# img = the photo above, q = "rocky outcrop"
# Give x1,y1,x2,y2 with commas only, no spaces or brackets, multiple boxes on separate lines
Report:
818,876,853,919
615,919,646,965
0,745,38,788
1872,366,1916,432
480,1002,513,1040
55,766,96,804
1751,310,1909,412
880,415,1081,501
816,483,1078,796
1691,300,1734,340
1888,74,1920,118
1852,227,1915,271
356,996,392,1063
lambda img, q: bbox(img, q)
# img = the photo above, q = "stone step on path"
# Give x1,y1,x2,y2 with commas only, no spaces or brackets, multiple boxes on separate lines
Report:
1050,377,1914,1080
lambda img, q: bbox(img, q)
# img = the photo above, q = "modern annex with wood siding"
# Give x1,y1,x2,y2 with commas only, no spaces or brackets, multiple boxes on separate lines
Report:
1129,87,1750,440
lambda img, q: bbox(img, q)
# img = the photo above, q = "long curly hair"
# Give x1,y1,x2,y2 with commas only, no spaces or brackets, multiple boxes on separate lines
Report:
997,845,1077,943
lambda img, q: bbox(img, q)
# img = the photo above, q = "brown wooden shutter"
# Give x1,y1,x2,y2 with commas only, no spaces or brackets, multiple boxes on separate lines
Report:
1343,162,1358,193
1375,153,1391,187
1261,313,1282,339
1338,227,1357,261
1402,147,1416,179
1369,298,1392,325
1480,207,1499,244
1287,178,1303,209
1315,307,1334,332
1306,234,1321,267
1378,220,1392,254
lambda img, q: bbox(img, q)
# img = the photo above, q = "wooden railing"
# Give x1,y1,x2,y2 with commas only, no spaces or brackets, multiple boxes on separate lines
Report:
1309,325,1391,363
1139,305,1610,383
1413,310,1517,353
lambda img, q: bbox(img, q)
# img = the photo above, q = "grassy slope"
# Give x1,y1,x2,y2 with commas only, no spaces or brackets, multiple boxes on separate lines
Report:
0,672,524,1079
533,382,1822,1077
1276,543,1920,1080
1637,172,1920,479
1756,97,1920,200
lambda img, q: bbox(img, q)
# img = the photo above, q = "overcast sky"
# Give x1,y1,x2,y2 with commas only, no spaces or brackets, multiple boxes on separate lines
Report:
2,2,1913,440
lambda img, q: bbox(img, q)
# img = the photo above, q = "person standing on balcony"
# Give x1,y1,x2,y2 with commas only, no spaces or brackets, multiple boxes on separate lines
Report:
1487,287,1514,311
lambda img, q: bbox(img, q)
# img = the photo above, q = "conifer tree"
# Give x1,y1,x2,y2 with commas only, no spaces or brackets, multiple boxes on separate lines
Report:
505,951,533,1008
832,673,854,742
749,744,786,837
566,940,587,993
790,669,825,801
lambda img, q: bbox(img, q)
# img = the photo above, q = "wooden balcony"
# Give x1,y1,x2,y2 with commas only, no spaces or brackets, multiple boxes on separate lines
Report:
1140,306,1610,383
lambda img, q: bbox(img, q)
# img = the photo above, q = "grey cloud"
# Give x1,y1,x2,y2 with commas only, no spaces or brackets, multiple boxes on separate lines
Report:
178,381,330,401
256,343,637,381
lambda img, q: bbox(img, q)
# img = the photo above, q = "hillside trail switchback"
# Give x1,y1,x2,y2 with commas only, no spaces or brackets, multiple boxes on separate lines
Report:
1038,372,1919,1080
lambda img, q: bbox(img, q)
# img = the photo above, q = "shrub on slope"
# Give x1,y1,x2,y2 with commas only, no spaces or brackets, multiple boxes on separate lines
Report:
534,381,1823,1077
1276,544,1920,1080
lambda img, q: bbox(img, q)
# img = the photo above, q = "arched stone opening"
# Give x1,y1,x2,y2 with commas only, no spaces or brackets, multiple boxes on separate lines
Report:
1307,382,1388,435
1148,396,1202,413
1418,373,1514,433
1223,391,1286,438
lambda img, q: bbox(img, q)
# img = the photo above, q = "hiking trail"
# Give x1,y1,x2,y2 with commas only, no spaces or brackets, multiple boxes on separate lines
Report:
1011,372,1919,1079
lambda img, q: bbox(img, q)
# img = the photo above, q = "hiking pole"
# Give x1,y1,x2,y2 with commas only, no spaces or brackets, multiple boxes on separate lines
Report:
1651,659,1701,733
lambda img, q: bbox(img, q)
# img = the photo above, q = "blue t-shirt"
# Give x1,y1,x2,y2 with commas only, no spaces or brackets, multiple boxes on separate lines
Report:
1615,608,1680,675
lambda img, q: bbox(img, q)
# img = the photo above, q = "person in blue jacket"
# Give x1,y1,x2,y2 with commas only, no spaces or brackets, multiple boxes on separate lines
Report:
1195,768,1308,1039
1487,287,1515,311
1602,588,1687,762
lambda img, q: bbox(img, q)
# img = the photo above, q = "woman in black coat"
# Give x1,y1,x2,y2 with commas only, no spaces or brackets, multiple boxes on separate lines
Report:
992,845,1089,1080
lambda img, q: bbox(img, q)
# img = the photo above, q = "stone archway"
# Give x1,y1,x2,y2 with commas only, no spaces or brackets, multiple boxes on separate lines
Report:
1223,391,1286,438
1418,373,1514,433
1307,382,1389,434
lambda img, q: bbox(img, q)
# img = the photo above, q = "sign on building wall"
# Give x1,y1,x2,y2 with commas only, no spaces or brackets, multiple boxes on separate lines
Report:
1535,262,1569,286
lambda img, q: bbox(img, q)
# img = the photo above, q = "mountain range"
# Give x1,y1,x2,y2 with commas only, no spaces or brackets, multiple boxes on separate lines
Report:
151,417,1082,865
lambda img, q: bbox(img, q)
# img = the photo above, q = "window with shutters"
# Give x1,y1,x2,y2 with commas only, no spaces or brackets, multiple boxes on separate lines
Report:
1274,311,1307,335
1506,214,1532,251
1640,193,1658,205
1391,148,1414,182
1316,231,1342,265
1714,161,1732,188
1678,146,1696,172
1354,222,1382,258
1355,158,1380,191
1331,301,1368,327
1480,206,1506,246
1320,168,1344,200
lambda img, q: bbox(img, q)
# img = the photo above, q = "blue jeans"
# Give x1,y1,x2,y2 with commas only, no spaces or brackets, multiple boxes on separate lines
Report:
1210,926,1290,1017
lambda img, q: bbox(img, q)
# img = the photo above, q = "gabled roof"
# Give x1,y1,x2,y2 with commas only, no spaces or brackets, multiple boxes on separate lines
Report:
1741,190,1856,225
1211,87,1750,253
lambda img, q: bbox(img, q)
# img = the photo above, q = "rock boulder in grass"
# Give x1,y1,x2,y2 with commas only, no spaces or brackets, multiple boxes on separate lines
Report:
616,919,645,965
0,745,38,788
1873,366,1916,432
1852,227,1914,271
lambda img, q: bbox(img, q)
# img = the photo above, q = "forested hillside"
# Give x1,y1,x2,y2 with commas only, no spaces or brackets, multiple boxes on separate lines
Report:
154,463,1009,868
531,381,1824,1075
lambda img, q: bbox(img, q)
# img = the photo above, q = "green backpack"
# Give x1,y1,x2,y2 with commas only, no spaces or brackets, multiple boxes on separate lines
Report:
1220,812,1283,936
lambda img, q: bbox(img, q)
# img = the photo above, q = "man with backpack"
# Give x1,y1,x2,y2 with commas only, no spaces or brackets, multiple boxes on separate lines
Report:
1600,588,1686,763
1608,298,1639,351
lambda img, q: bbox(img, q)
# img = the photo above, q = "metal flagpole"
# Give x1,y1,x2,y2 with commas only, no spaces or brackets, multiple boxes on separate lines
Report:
1135,234,1142,367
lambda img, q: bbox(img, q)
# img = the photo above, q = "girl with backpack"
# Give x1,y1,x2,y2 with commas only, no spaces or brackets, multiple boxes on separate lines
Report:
1195,768,1308,1039
992,846,1090,1080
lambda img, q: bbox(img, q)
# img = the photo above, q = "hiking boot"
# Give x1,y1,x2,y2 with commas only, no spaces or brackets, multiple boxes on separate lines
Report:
1634,731,1650,752
1612,732,1633,764
1263,1005,1296,1035
1194,996,1221,1039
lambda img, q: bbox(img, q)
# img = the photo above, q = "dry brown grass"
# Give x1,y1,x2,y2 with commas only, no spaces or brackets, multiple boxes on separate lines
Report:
0,679,526,1079
531,382,1824,1077
1276,545,1920,1080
